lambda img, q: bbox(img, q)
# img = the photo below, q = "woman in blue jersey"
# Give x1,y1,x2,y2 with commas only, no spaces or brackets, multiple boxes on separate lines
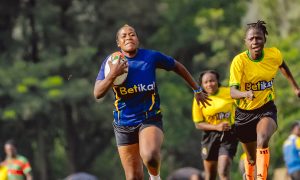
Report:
283,121,300,180
229,20,300,180
94,24,211,180
192,70,238,180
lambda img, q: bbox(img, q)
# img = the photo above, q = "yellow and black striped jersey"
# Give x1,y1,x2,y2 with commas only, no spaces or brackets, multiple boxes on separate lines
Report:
229,47,283,110
192,87,235,125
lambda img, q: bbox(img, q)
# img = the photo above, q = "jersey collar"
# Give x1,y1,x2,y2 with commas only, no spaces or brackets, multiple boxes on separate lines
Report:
246,49,264,62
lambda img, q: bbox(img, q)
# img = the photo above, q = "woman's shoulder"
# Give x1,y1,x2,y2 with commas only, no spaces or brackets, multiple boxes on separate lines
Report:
264,47,283,55
232,50,247,63
138,48,158,54
264,47,283,61
234,50,247,58
215,87,233,100
219,86,230,91
137,48,161,57
218,86,230,95
264,47,280,51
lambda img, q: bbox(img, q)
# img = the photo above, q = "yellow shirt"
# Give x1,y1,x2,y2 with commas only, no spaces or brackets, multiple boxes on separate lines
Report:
192,87,235,125
0,165,7,180
229,47,283,110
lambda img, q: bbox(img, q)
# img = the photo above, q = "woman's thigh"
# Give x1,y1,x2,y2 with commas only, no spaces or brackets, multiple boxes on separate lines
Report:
118,144,143,178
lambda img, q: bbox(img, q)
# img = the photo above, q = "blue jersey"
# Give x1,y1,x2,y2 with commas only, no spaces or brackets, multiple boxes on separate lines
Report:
283,134,300,174
96,48,175,126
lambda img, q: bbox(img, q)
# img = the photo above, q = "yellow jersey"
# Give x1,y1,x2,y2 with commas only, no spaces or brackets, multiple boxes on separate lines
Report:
192,87,235,125
0,165,7,180
229,47,283,110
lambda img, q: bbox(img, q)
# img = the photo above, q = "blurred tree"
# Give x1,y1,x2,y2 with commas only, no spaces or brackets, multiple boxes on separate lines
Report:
0,0,21,62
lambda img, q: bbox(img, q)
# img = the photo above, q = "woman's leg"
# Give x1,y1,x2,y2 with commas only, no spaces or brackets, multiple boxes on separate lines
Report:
139,126,164,179
203,160,217,180
217,155,232,180
118,143,144,180
256,117,277,148
256,117,277,180
241,142,257,180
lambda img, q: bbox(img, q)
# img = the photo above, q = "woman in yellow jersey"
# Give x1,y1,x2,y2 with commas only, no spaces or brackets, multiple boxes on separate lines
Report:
193,70,238,180
229,20,300,180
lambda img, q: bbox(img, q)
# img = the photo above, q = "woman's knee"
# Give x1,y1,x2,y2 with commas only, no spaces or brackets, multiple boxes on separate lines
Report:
256,117,277,147
217,158,231,179
257,133,271,147
218,168,230,179
141,150,160,168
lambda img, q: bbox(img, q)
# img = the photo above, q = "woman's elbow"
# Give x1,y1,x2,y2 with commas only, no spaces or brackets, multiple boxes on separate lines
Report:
195,123,202,130
94,90,104,100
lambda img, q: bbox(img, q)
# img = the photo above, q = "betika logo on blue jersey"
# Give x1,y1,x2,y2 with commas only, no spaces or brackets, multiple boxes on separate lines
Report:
118,82,156,95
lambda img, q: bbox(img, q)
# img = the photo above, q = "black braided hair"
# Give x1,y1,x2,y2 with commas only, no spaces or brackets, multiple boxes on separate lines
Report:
199,70,221,87
246,20,268,41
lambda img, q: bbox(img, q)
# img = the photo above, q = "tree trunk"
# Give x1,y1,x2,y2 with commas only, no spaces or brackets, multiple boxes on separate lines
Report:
63,102,80,173
25,0,39,62
0,0,20,56
36,119,50,180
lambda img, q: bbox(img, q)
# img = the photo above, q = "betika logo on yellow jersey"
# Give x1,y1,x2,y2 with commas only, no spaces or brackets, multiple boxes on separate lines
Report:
245,79,274,91
118,82,156,95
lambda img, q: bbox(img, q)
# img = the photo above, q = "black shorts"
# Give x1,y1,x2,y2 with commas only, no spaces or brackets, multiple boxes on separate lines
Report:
113,116,163,146
290,170,300,180
234,101,277,143
201,129,238,161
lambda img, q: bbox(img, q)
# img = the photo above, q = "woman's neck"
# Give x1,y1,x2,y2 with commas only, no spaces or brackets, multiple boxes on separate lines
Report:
122,49,138,58
247,50,263,61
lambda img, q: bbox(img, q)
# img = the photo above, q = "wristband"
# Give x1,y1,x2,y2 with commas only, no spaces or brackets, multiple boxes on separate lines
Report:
193,87,203,94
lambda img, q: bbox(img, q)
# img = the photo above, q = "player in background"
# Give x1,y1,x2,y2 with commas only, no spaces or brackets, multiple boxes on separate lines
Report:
94,24,211,180
229,20,300,180
192,70,238,180
283,121,300,180
1,140,32,180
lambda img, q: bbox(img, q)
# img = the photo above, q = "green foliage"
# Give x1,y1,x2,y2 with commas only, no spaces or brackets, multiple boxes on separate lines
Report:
193,1,247,78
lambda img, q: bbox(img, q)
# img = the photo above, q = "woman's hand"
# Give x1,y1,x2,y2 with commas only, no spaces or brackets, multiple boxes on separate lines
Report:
108,58,128,78
194,92,211,108
216,122,231,132
244,90,255,100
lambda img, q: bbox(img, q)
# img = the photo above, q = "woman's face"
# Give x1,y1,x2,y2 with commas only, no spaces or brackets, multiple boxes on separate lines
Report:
245,28,265,57
117,26,139,54
201,72,219,95
294,125,300,137
4,144,16,157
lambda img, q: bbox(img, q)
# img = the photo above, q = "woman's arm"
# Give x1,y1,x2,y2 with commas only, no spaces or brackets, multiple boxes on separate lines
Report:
195,122,231,132
93,60,128,99
172,60,211,107
279,60,300,97
230,86,254,100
